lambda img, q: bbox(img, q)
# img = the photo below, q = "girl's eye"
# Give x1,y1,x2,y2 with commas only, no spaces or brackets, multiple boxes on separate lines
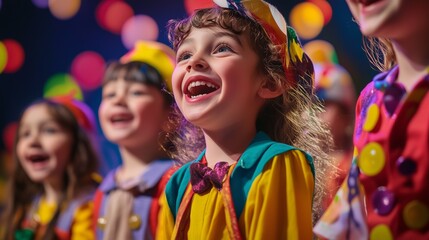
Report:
177,52,192,62
102,92,115,99
42,126,59,134
215,44,232,53
130,90,146,96
19,130,30,138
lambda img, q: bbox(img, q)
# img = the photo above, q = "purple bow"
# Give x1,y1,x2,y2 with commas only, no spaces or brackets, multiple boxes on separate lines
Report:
190,161,230,194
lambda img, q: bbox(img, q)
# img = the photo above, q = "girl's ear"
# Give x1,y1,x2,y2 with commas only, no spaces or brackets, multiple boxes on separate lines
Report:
258,79,283,99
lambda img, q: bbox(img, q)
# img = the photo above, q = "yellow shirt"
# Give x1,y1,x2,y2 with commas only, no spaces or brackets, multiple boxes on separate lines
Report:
36,198,94,240
157,150,314,239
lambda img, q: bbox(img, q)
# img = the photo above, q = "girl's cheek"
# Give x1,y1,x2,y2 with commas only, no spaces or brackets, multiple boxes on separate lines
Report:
172,68,184,95
98,102,109,122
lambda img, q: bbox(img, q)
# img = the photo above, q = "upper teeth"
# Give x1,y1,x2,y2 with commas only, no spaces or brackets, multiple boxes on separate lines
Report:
188,81,217,91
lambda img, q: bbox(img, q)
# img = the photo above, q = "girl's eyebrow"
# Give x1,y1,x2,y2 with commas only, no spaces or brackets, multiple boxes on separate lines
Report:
18,124,28,132
37,119,59,129
213,31,243,46
19,118,57,130
180,37,194,48
40,119,58,126
180,30,243,48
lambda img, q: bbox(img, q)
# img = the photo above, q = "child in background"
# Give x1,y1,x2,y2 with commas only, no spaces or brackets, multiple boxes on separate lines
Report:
157,0,333,239
2,97,99,240
315,0,429,239
95,40,177,240
313,62,356,208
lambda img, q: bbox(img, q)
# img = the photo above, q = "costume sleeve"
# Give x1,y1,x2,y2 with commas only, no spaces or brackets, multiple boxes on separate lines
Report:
239,150,314,240
71,202,95,240
156,192,175,240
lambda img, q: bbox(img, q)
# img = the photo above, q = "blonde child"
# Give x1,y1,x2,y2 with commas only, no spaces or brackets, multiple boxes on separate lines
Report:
157,0,333,239
315,0,429,239
95,40,177,239
2,97,99,240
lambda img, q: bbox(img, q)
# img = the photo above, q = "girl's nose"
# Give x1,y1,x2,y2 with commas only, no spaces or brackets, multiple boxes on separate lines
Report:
27,132,42,148
186,55,208,72
112,91,127,106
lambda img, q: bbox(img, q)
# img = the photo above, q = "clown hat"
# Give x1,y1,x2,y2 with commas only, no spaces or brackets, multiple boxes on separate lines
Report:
120,40,175,92
50,95,97,133
314,63,356,110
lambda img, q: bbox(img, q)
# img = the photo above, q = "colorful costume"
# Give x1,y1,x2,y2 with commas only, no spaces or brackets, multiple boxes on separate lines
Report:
94,160,174,240
315,66,429,239
16,192,94,240
157,132,315,239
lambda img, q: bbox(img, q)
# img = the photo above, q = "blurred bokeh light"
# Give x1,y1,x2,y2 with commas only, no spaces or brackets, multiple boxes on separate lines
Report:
121,15,159,49
96,0,134,34
304,39,338,64
289,2,324,40
1,39,25,74
43,73,83,100
184,0,215,16
49,0,81,20
2,122,17,153
70,51,106,90
307,0,332,25
0,41,6,73
32,0,49,9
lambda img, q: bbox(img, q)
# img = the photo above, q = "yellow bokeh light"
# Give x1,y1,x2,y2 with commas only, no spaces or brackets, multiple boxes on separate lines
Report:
0,41,7,73
49,0,81,20
289,2,324,40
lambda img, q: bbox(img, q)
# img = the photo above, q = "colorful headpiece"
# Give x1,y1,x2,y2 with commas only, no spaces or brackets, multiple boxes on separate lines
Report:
314,63,356,110
50,95,97,133
213,0,314,94
120,40,175,92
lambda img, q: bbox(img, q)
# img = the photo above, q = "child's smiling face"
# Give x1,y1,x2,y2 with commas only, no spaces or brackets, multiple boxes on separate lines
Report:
172,26,266,131
16,103,72,184
99,77,169,148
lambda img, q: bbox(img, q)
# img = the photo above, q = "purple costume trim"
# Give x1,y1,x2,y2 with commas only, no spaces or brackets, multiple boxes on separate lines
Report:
96,159,173,240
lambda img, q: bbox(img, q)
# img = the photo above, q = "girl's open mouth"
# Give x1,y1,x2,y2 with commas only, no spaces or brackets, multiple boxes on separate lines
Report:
26,153,50,169
28,153,49,164
357,0,382,6
185,79,220,99
110,113,133,125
